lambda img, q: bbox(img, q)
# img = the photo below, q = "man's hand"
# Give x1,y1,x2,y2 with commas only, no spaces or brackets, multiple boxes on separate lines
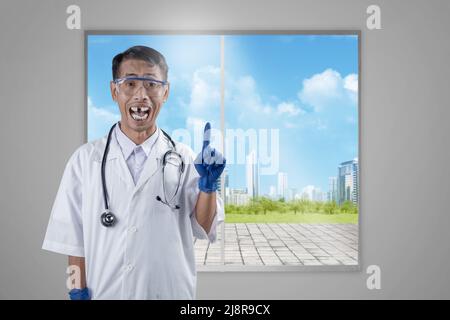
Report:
194,122,226,193
68,256,90,300
69,287,91,300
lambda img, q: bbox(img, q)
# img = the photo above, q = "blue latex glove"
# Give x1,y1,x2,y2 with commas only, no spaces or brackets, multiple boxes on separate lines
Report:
69,287,91,300
194,122,226,193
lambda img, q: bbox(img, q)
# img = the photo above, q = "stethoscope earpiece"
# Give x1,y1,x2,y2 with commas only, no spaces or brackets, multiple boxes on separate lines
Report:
156,195,181,210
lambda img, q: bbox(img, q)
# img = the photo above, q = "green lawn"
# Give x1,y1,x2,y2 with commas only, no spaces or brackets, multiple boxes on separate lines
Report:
225,211,358,224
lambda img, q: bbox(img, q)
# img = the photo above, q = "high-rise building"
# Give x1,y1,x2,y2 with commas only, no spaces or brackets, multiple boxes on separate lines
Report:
246,150,259,199
224,169,229,190
287,187,297,202
352,158,359,205
222,169,229,204
217,175,222,194
337,158,359,205
277,172,288,200
269,185,277,199
301,185,323,201
229,189,250,205
328,176,338,203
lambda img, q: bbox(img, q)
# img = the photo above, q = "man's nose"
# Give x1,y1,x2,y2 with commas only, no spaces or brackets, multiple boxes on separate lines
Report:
133,84,149,101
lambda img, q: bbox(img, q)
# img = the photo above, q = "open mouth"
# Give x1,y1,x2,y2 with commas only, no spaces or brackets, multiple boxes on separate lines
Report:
129,106,151,121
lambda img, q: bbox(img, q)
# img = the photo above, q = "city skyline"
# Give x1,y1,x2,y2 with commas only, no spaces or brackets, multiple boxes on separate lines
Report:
222,135,358,195
225,155,359,205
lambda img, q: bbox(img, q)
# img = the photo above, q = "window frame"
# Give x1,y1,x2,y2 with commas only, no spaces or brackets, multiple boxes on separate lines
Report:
85,30,361,272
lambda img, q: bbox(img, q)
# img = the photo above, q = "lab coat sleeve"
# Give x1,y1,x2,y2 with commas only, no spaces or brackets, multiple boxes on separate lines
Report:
190,191,224,243
182,147,225,243
42,147,85,257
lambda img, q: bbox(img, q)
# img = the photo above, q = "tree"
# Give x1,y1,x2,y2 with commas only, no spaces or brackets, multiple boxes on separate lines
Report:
313,201,322,213
340,200,358,214
247,198,263,215
289,200,302,214
323,201,337,215
258,197,277,215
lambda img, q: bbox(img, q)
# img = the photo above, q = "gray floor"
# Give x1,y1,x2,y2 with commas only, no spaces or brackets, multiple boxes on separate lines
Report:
194,223,358,266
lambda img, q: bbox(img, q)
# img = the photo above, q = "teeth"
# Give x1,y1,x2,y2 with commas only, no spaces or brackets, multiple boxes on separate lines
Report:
130,106,150,112
131,112,149,121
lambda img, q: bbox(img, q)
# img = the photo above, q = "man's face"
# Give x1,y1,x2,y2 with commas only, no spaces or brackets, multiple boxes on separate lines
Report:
110,59,169,134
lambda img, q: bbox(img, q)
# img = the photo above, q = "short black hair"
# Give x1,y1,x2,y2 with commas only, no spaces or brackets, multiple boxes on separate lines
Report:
112,45,168,80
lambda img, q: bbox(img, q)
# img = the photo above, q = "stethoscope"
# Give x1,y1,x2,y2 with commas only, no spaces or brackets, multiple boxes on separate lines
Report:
100,123,185,227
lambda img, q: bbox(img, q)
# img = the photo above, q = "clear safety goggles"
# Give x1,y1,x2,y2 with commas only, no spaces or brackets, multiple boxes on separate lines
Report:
114,76,168,97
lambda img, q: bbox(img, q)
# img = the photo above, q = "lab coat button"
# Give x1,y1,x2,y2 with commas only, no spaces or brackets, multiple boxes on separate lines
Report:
125,264,134,272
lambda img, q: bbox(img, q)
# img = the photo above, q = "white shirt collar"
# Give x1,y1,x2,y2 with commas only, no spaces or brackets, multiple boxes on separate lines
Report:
115,122,159,160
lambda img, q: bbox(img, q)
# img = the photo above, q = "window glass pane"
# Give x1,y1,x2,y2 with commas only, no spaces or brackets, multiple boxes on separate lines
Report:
224,34,359,267
87,35,222,268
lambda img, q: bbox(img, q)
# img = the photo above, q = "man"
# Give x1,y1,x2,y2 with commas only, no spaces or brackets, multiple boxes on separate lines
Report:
42,46,226,299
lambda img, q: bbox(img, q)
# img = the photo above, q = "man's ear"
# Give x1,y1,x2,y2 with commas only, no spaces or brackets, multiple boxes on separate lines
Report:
163,81,170,102
110,81,118,102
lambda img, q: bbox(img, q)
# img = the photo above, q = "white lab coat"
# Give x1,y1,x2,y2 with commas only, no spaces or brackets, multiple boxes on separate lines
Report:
42,126,224,299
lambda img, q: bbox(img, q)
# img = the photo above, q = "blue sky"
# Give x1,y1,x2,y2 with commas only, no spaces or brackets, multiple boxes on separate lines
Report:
87,34,358,194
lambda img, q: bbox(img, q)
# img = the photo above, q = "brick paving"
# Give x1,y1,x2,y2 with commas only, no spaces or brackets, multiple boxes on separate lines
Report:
194,223,358,266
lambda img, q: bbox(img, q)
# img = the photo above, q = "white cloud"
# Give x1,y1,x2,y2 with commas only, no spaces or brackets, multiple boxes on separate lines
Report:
186,116,206,132
188,66,221,111
231,75,307,121
87,96,121,141
176,67,222,133
90,107,120,123
88,97,120,123
277,102,304,116
298,69,358,111
233,75,272,115
284,122,299,129
298,69,341,110
183,67,310,127
344,74,358,93
344,73,358,103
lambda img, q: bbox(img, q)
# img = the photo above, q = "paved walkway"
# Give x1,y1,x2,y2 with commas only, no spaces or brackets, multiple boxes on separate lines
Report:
194,223,358,266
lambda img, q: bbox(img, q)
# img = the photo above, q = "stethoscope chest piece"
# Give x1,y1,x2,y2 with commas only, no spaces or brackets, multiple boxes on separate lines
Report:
101,211,117,227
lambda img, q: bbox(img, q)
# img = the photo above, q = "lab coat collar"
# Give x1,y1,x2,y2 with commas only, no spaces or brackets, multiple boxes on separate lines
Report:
92,124,172,191
115,122,159,160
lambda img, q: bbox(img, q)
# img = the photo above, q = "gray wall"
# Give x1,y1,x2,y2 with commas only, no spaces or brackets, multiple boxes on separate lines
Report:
1,0,449,299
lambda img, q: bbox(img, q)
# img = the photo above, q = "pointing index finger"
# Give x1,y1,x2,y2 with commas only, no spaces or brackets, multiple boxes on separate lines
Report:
202,122,211,150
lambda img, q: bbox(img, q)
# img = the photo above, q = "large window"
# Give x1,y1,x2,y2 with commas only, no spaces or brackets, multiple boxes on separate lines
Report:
87,31,360,271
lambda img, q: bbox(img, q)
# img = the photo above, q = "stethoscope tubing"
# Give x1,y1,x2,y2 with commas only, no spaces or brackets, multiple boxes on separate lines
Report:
100,123,184,227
